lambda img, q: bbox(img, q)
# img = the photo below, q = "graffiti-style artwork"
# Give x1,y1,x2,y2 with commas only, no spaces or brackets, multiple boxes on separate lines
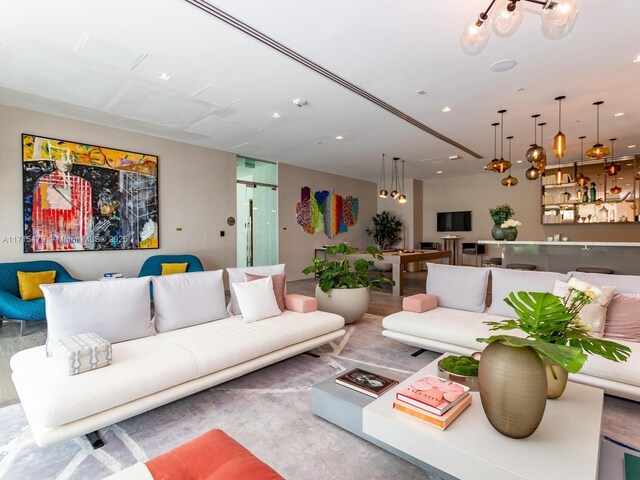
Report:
22,134,159,253
296,186,358,238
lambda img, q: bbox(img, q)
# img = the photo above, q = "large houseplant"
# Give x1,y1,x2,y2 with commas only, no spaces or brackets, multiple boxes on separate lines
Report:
302,244,394,324
489,204,514,241
366,211,402,250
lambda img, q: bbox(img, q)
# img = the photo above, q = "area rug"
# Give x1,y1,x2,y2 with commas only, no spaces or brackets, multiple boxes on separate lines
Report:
0,314,638,480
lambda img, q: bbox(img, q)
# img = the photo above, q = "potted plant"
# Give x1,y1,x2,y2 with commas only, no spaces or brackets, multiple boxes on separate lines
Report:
302,244,395,324
489,204,514,240
476,279,631,438
501,218,522,241
438,355,480,391
366,211,402,271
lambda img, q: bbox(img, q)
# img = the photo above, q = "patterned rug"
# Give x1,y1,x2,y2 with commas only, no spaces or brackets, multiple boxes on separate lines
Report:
0,314,638,480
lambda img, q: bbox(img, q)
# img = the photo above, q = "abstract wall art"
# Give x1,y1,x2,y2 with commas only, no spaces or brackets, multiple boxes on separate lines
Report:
296,186,358,238
22,134,159,253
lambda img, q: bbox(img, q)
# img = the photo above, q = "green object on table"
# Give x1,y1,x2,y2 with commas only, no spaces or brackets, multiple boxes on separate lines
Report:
440,355,479,377
625,452,640,480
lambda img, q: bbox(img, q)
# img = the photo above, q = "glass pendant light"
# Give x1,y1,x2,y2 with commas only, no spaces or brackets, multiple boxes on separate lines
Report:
526,114,545,163
537,122,547,175
486,123,500,172
542,1,579,27
554,95,567,158
493,0,523,37
501,136,518,186
525,164,540,180
575,136,590,187
378,153,388,198
586,101,610,159
398,160,407,203
604,138,621,176
461,13,490,55
496,110,512,173
390,157,399,199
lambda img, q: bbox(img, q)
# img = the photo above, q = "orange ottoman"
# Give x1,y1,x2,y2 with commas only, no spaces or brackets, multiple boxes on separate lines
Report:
145,429,284,480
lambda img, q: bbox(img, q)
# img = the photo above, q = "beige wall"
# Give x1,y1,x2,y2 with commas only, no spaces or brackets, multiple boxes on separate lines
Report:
0,105,237,279
278,163,377,281
376,178,423,249
422,171,640,258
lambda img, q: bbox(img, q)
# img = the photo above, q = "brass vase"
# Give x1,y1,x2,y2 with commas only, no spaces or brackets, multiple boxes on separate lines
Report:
542,357,569,399
478,341,548,439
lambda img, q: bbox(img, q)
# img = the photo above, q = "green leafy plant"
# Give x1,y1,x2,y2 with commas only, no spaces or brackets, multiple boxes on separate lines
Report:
302,244,395,293
365,211,402,250
477,282,631,373
489,204,515,225
440,355,479,376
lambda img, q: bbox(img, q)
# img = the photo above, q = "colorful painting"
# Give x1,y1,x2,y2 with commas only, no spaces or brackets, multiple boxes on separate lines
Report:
296,186,358,238
22,134,159,253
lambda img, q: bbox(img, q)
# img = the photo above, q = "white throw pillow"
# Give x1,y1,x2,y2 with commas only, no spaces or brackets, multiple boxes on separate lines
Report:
489,269,570,318
553,280,616,337
226,264,285,314
232,276,282,322
152,270,228,333
426,263,490,313
41,277,155,354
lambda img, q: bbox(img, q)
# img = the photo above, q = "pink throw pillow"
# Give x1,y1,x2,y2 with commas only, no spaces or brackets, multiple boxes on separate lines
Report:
403,294,438,313
604,293,640,342
244,273,286,311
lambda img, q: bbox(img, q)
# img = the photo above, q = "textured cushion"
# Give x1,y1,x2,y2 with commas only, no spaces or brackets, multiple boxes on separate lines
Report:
426,263,489,313
245,273,286,311
403,294,438,313
152,270,227,333
232,277,281,322
17,270,56,300
604,293,640,342
48,333,112,376
489,268,569,318
41,277,155,351
553,280,615,337
570,272,640,294
284,294,317,313
161,262,188,275
227,264,285,315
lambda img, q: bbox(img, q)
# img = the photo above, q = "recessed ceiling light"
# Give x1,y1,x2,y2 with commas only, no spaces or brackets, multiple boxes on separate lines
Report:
157,73,171,80
335,135,344,140
436,170,443,174
628,145,637,148
517,87,525,92
633,55,640,64
441,106,452,113
448,155,462,160
292,98,308,107
271,112,281,118
627,163,633,166
417,89,427,95
614,112,625,117
489,59,517,72
516,160,523,164
619,177,625,180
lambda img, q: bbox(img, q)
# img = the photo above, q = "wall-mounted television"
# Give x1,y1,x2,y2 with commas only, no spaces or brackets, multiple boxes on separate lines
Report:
437,211,472,232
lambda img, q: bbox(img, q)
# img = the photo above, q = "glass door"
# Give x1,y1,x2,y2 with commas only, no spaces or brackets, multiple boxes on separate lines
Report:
236,157,278,267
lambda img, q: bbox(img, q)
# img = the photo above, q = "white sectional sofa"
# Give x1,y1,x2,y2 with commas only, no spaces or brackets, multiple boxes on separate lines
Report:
382,264,640,401
10,268,345,447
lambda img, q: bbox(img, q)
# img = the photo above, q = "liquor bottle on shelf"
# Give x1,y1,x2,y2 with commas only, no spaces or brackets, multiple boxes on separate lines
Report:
582,186,589,202
589,182,596,202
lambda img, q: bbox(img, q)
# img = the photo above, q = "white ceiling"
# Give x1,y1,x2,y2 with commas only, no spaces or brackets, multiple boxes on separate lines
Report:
0,0,638,183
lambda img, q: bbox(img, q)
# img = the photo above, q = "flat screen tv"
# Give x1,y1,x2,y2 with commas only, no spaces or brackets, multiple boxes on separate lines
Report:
437,211,472,232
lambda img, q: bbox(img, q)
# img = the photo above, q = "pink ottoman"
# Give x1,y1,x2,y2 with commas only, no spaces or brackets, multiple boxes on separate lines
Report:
284,294,318,313
403,294,438,313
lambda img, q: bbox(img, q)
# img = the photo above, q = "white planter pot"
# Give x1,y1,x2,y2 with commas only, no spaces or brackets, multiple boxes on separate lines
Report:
373,261,393,272
315,285,370,324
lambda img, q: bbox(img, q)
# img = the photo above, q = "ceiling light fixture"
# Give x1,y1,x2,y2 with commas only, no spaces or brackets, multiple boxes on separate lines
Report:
442,106,452,113
486,122,500,172
575,136,590,187
157,73,171,80
586,101,610,159
502,135,518,187
390,157,400,199
461,0,578,55
614,112,625,117
633,55,640,64
398,160,408,204
271,112,281,118
554,95,566,158
291,98,308,107
604,138,621,176
628,145,637,149
436,170,444,174
496,109,512,173
335,135,344,140
526,114,545,164
537,122,548,175
378,153,388,198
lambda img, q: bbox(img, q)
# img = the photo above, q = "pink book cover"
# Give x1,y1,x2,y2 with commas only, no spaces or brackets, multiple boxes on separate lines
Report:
396,375,469,415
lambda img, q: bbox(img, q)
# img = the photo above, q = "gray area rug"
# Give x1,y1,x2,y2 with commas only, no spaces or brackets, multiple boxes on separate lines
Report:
0,314,638,480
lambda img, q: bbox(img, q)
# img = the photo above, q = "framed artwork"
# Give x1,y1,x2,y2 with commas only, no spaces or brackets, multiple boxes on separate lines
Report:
22,134,159,253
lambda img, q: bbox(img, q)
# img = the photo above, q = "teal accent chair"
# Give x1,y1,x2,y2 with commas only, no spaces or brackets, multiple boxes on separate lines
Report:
138,255,204,277
0,260,79,336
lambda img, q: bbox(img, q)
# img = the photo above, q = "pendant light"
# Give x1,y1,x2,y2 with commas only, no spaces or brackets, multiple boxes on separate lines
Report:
390,157,399,199
378,153,388,198
398,160,407,204
496,110,512,173
575,136,590,187
604,138,621,176
526,114,545,164
485,123,500,171
537,122,547,175
586,101,610,159
554,95,567,158
501,136,518,187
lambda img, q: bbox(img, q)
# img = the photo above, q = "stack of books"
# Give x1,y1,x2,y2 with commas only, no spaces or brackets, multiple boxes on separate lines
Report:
335,368,398,398
393,375,471,430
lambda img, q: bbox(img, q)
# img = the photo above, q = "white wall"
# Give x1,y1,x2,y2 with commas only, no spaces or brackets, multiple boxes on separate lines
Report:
0,105,237,279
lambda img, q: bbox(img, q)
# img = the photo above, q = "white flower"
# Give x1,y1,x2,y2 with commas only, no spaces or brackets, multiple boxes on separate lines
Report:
585,287,602,300
568,277,591,292
501,219,522,228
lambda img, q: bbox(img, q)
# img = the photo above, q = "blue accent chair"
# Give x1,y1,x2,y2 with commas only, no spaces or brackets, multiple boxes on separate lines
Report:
138,254,205,277
0,260,80,336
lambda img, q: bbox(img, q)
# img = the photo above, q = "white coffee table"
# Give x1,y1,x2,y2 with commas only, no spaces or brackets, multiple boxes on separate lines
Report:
362,354,603,480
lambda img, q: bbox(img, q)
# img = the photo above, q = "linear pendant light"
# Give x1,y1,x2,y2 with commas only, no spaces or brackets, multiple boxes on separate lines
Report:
486,123,500,171
378,153,388,198
398,160,407,203
390,157,400,199
554,95,567,158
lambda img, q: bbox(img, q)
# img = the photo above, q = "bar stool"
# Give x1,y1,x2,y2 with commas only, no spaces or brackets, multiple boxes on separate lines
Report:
461,243,486,267
506,263,537,271
575,267,614,274
483,257,502,268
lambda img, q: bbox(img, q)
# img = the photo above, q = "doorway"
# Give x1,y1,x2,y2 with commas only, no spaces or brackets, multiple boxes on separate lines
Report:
236,157,278,267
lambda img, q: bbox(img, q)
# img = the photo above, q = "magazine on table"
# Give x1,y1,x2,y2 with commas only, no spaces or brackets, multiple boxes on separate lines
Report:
335,368,398,398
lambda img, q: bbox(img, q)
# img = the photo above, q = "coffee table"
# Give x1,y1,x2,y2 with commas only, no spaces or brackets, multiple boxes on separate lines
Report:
362,354,604,480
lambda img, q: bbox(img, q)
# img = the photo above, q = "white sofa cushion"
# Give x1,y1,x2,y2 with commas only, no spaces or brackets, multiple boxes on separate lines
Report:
152,270,228,333
488,268,569,318
41,278,155,350
570,272,640,294
426,263,489,313
578,337,640,386
226,264,286,315
232,276,281,322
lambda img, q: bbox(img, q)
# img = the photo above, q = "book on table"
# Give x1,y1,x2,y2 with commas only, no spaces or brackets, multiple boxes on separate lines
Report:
393,394,472,430
335,368,398,398
396,375,470,415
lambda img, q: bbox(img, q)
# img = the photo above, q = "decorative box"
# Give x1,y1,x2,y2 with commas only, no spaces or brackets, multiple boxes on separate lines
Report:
49,333,112,375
